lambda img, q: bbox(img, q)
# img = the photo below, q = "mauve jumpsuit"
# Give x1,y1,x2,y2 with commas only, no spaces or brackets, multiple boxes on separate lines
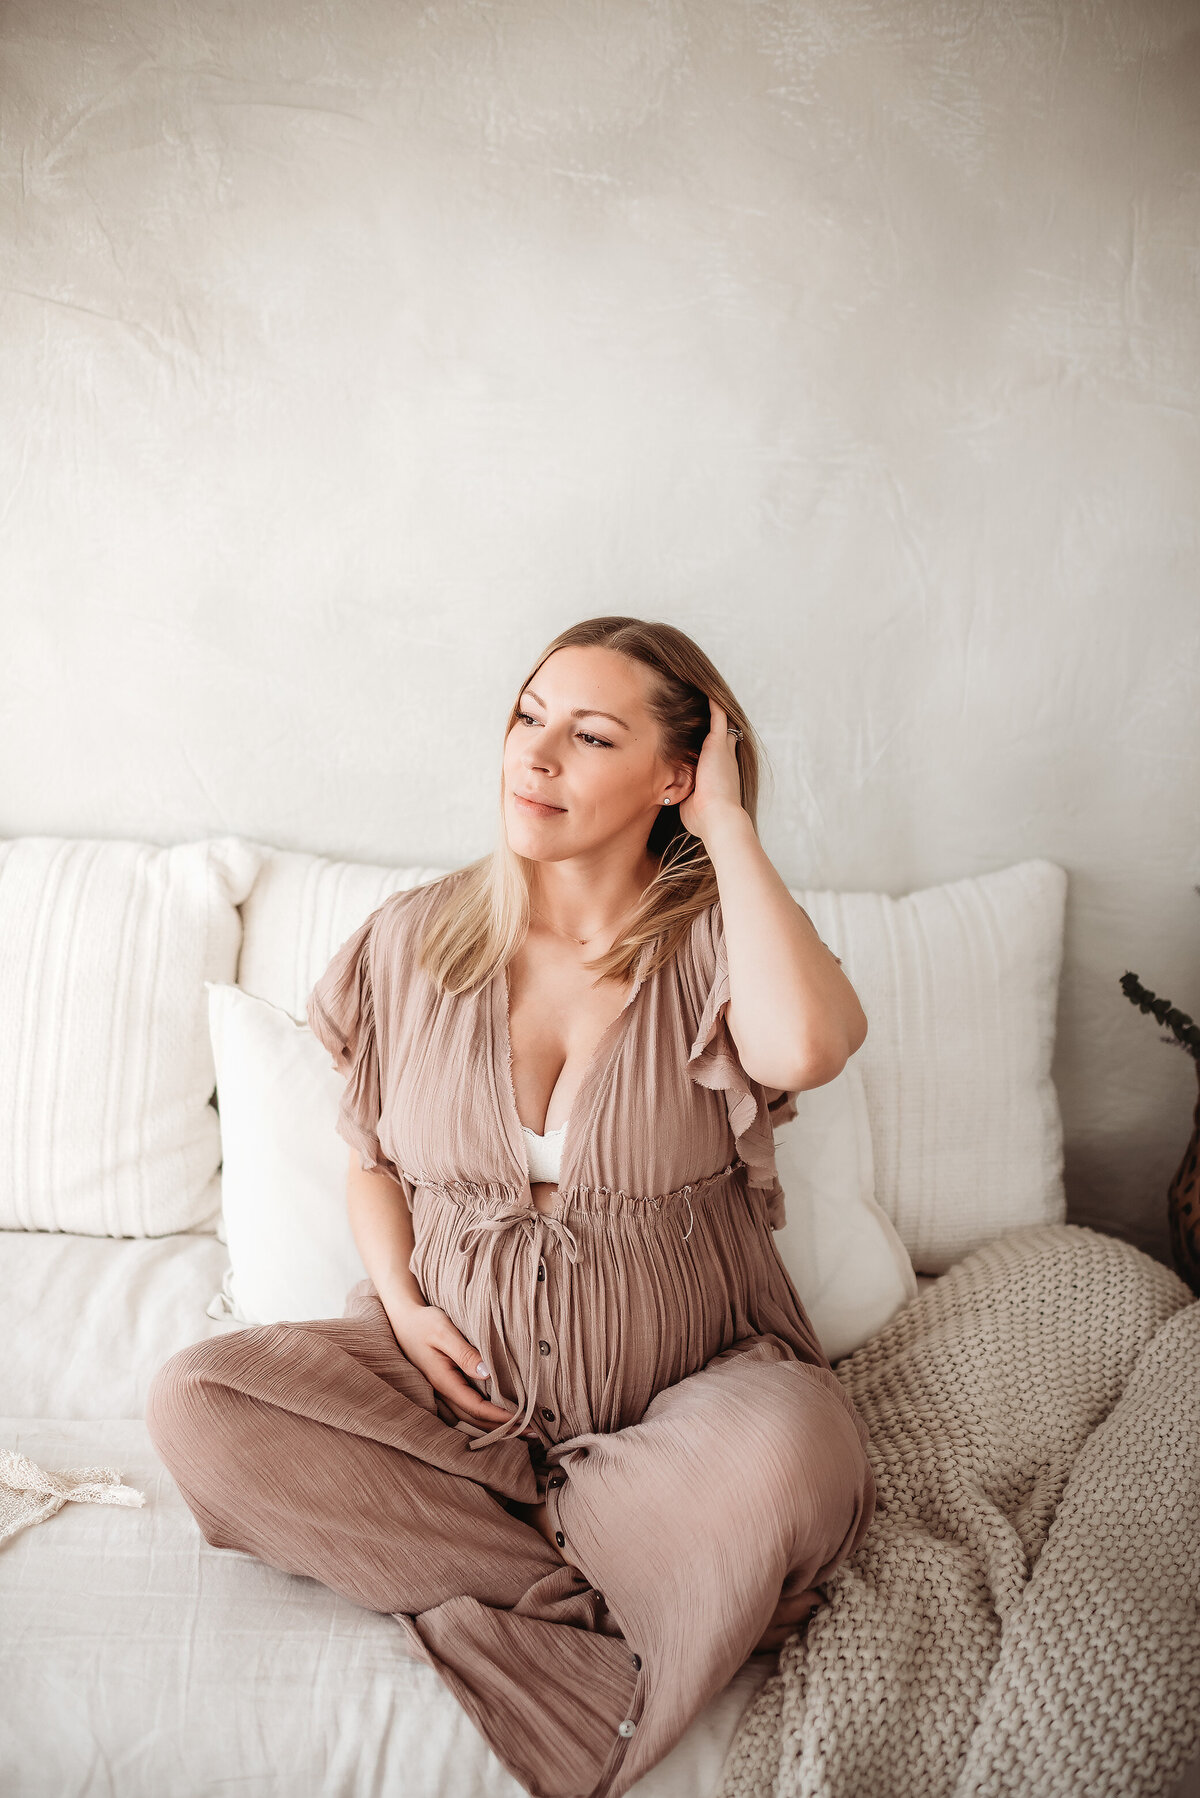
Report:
145,868,876,1798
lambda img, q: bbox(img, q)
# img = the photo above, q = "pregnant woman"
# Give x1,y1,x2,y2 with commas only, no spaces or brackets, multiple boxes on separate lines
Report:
146,615,877,1798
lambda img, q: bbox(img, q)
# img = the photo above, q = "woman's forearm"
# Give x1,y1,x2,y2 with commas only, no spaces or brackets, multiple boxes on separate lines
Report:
345,1152,427,1319
700,805,868,1090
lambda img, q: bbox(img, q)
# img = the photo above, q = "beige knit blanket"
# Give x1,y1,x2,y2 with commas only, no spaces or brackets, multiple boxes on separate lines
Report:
717,1224,1200,1798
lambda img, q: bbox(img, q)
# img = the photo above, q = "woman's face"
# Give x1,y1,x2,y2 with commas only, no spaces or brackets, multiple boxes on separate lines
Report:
502,646,691,864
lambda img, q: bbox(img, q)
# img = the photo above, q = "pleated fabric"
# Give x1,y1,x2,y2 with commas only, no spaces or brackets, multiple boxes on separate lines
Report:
146,868,876,1798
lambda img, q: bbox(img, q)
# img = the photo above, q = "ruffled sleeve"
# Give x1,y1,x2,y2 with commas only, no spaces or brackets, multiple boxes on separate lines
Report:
306,906,401,1184
684,899,802,1231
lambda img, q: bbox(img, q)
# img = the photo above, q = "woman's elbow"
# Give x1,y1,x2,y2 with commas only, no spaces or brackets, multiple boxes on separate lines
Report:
793,1010,868,1091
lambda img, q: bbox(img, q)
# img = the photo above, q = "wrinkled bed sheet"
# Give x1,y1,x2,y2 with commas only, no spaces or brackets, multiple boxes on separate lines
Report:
0,1227,235,1418
0,1227,779,1798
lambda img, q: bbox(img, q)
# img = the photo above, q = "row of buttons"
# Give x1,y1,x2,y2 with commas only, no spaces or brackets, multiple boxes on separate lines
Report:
547,1474,564,1557
526,1274,642,1747
538,1328,554,1418
534,1266,552,1423
532,1257,560,1471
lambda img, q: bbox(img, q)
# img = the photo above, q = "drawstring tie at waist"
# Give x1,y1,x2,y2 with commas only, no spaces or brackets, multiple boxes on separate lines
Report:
458,1205,581,1266
458,1207,580,1449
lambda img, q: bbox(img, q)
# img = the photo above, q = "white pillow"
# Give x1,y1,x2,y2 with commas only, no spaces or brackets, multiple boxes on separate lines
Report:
0,836,262,1236
772,1061,917,1361
206,982,915,1361
792,858,1068,1273
205,982,367,1326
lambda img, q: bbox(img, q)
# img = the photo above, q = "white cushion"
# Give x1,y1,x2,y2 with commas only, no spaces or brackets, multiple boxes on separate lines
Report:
772,1061,917,1361
205,981,369,1326
206,980,914,1362
792,859,1068,1273
0,836,263,1235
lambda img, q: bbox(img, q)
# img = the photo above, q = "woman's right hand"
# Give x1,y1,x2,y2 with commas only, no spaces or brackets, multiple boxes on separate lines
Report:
386,1298,538,1437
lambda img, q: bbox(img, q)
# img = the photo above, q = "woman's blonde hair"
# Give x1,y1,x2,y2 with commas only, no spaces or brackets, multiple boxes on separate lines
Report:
416,616,767,995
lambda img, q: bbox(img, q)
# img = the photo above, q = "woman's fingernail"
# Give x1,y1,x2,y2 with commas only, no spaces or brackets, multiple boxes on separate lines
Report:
476,1363,488,1377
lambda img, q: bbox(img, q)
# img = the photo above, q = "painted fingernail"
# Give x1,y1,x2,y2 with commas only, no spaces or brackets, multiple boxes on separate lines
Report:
476,1363,488,1377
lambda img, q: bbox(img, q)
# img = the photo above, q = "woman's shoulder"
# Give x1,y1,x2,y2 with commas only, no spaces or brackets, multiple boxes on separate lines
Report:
368,866,471,959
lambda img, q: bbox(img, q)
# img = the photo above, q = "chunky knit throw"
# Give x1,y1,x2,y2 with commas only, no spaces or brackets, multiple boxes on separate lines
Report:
717,1224,1200,1798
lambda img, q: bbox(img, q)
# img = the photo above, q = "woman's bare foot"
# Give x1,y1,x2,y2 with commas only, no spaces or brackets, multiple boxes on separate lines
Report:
752,1587,826,1655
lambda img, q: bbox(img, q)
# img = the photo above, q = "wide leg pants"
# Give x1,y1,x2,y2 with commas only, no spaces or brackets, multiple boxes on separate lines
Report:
145,1279,875,1798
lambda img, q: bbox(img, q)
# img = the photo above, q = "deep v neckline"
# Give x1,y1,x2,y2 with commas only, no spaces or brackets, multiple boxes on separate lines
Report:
495,943,651,1198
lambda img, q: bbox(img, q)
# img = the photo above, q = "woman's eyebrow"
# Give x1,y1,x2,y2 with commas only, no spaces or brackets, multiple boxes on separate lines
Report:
522,689,631,731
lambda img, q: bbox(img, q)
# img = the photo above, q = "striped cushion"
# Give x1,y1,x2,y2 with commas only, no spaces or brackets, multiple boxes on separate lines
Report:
0,836,262,1235
793,859,1067,1273
236,847,451,1015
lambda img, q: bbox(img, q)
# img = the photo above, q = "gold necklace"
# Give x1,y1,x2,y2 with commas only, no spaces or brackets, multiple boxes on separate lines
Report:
531,899,639,948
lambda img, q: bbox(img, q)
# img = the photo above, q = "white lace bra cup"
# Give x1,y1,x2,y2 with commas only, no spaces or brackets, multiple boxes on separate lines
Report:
521,1121,566,1185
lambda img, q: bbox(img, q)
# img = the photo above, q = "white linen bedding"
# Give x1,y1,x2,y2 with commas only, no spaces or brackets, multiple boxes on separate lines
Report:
0,1416,775,1798
0,1225,236,1419
0,1228,778,1798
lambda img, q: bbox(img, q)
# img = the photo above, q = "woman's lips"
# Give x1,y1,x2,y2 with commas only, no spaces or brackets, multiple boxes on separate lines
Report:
514,793,566,817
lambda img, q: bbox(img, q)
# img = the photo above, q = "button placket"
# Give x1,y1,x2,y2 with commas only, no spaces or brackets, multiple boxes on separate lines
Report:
542,1460,567,1556
613,1667,647,1751
534,1262,555,1438
527,1215,579,1446
541,1446,647,1783
590,1641,648,1792
536,1338,556,1425
542,1439,593,1581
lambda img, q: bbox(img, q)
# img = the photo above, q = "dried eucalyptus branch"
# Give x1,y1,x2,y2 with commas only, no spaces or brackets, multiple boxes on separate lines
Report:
1119,972,1200,1062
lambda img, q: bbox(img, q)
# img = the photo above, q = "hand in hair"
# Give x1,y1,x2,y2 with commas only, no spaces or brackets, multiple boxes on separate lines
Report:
677,697,745,842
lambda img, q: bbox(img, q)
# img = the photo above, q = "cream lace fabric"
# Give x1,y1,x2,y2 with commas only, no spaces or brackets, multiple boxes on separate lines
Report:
0,1451,145,1546
716,1224,1200,1798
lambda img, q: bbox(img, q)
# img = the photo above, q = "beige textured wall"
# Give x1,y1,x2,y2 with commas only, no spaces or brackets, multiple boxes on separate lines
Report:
2,0,1198,1263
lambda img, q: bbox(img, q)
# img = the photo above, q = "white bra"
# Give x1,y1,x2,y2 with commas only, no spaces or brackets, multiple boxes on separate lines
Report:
521,1121,566,1184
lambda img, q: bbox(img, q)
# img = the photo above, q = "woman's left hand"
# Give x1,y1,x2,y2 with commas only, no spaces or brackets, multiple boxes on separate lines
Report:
677,698,747,842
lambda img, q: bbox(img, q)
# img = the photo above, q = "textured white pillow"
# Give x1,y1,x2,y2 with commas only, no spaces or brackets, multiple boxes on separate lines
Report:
207,981,915,1360
0,836,262,1236
792,859,1068,1273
